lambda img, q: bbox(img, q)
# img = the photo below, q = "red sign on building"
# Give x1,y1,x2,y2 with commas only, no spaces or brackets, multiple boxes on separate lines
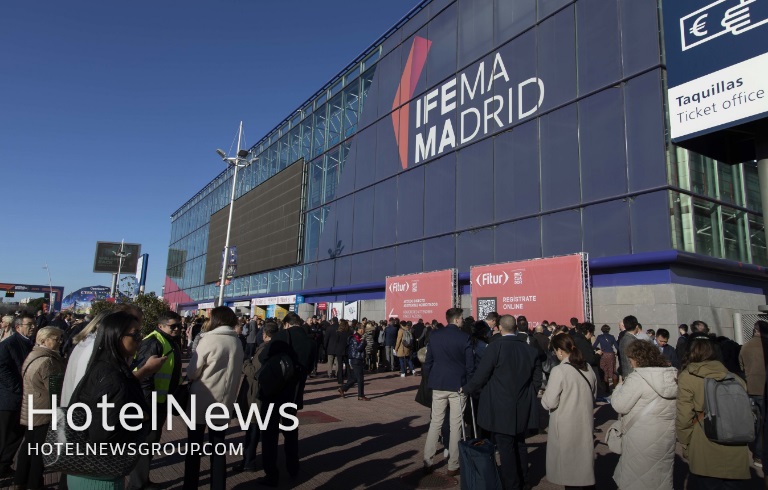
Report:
470,254,588,328
385,269,456,323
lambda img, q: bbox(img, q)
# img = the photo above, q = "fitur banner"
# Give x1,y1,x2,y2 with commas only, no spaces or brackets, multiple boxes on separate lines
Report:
470,254,588,328
385,269,456,323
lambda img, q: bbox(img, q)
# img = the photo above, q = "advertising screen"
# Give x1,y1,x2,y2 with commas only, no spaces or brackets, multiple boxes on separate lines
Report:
93,242,141,273
470,254,587,327
385,269,455,322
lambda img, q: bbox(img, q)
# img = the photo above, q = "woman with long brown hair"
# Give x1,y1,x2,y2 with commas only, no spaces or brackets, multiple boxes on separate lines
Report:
676,333,750,488
541,334,596,489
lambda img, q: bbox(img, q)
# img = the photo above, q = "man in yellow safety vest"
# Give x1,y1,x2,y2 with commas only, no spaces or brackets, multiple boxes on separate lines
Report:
128,311,183,490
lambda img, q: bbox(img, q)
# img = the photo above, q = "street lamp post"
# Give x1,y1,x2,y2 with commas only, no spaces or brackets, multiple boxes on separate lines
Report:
216,121,252,307
111,240,131,299
42,263,54,313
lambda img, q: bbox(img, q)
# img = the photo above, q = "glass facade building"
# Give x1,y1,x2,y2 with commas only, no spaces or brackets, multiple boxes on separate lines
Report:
166,0,766,330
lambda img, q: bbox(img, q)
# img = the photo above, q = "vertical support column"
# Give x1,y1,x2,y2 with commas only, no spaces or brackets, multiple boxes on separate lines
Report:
758,136,768,259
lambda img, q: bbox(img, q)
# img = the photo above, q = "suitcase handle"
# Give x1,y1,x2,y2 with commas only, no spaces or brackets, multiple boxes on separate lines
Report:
461,396,478,441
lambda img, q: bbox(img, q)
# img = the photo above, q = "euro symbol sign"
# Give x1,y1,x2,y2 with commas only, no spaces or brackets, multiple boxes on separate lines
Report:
689,14,708,36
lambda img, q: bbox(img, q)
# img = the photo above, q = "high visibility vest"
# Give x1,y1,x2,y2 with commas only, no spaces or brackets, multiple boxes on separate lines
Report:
141,330,175,403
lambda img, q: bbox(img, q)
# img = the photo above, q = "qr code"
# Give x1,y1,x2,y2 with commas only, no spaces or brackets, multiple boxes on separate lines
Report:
477,297,497,319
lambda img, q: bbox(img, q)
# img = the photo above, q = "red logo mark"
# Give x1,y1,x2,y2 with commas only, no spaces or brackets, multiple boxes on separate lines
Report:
392,36,432,170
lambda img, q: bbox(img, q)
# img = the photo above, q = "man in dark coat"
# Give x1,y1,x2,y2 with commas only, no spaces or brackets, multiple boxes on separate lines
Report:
257,312,313,487
462,314,542,490
0,314,35,477
384,319,399,371
422,308,474,477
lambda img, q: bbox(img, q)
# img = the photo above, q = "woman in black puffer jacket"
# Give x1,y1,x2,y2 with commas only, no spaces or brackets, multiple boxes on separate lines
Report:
333,320,351,385
338,322,369,401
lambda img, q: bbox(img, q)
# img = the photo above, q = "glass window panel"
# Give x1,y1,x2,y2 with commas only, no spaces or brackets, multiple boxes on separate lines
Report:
381,25,402,57
289,126,301,164
315,260,334,289
494,121,540,221
396,241,424,275
234,277,244,297
376,117,401,182
354,126,377,189
373,178,398,248
330,79,343,97
402,4,430,40
334,196,354,257
291,267,303,291
334,256,351,287
580,88,627,200
670,191,695,253
424,153,457,236
327,93,343,147
377,47,404,113
363,48,380,70
345,65,360,84
403,29,429,100
693,198,722,258
336,139,356,198
749,214,767,266
300,117,313,161
359,67,379,127
397,165,425,242
537,6,577,112
458,0,493,67
717,162,743,206
313,104,327,157
689,154,717,199
583,200,630,257
352,187,374,253
495,217,542,263
619,0,661,76
427,4,458,87
325,148,341,202
371,247,396,283
318,202,338,261
538,0,571,19
457,138,494,228
457,227,494,272
576,0,622,95
303,263,317,290
343,81,359,138
629,191,671,252
495,0,536,45
745,163,762,212
350,252,372,285
721,206,749,262
308,157,324,209
423,235,456,272
278,135,289,170
542,209,582,257
540,104,580,210
625,70,666,191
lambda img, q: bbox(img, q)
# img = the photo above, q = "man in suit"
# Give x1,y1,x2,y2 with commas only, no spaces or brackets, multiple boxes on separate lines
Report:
422,308,474,477
655,328,680,369
462,315,542,490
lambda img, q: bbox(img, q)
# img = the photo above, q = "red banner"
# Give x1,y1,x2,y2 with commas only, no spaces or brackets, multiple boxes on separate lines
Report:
470,254,586,328
385,269,455,323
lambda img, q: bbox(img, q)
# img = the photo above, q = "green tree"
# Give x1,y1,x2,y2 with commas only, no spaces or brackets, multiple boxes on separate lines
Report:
26,297,48,312
89,293,171,336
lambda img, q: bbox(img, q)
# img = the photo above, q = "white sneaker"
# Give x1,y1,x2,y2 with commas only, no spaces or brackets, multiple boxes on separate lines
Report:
443,449,449,458
400,373,406,377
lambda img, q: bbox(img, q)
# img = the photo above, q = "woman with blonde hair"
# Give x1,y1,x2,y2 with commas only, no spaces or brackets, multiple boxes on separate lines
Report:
611,340,677,489
15,327,66,490
60,311,109,406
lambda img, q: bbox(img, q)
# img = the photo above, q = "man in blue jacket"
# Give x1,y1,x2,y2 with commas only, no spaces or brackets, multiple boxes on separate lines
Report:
0,314,35,478
422,308,474,477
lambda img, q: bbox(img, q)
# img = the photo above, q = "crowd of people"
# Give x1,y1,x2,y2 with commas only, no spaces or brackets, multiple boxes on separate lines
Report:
0,305,765,489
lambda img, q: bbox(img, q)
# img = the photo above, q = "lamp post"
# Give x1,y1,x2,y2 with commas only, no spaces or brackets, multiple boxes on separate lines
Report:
111,240,131,299
216,121,253,307
42,263,54,313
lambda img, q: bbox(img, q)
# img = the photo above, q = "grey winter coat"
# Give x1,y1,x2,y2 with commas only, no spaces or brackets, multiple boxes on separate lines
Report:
611,367,678,490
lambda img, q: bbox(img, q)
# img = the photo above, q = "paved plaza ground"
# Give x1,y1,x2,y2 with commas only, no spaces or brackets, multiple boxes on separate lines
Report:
2,361,765,489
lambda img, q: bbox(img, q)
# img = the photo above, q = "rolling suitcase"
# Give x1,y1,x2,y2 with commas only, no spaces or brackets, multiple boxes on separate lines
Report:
458,397,502,490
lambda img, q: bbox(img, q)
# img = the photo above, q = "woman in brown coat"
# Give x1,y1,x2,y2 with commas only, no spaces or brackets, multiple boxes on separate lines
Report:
16,326,65,490
395,322,414,377
676,333,750,488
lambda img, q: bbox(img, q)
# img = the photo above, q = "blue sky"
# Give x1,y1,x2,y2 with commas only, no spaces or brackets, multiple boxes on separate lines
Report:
0,0,418,302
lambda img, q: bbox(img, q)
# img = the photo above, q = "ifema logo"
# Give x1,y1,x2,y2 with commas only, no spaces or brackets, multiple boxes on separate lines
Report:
26,394,299,457
392,35,545,170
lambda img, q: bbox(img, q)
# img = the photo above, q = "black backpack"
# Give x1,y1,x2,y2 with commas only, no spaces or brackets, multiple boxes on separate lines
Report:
257,347,297,399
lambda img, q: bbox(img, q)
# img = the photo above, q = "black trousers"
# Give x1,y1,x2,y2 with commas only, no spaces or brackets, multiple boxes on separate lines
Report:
128,407,167,490
242,422,261,469
183,425,227,490
0,409,23,471
341,362,365,398
687,473,745,489
261,405,299,482
495,432,529,490
14,424,47,489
